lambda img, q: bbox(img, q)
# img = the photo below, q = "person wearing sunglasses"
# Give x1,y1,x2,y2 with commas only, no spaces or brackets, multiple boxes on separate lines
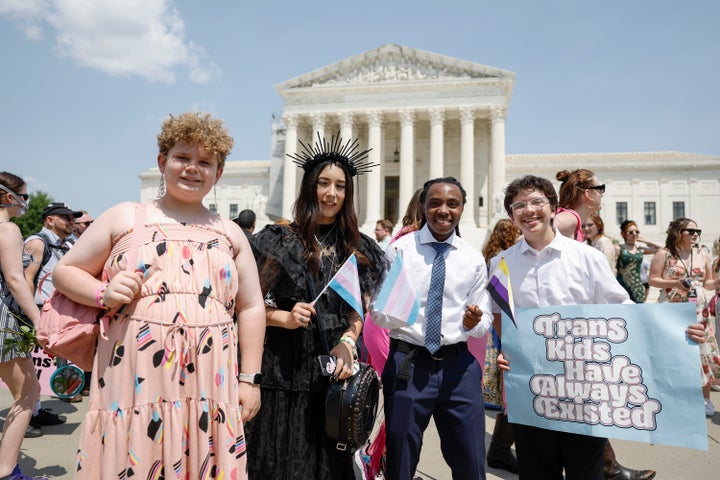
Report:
649,218,720,418
554,168,606,242
615,220,663,304
0,171,49,480
555,169,655,480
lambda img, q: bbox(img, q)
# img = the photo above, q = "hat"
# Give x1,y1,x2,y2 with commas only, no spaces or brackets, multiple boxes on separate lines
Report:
42,202,83,220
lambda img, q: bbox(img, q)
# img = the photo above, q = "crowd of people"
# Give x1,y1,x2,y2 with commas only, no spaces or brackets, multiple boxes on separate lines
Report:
0,113,718,480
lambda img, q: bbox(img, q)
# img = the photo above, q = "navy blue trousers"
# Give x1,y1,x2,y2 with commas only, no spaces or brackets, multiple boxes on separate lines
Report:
382,342,486,480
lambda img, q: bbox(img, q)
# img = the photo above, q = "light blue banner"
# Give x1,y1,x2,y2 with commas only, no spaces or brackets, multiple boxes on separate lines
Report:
502,303,708,450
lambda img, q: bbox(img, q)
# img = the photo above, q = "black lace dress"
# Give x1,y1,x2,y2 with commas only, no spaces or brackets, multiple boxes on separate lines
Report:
245,223,384,480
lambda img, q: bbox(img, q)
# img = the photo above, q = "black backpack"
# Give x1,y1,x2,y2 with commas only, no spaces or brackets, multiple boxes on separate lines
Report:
31,232,66,290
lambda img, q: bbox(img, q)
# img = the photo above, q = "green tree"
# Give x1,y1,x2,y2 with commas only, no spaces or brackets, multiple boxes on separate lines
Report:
12,191,53,239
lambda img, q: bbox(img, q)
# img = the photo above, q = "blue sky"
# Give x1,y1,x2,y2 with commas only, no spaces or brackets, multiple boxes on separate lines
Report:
1,0,718,217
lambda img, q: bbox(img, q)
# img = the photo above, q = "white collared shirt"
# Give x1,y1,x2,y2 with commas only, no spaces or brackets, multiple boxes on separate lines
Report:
371,224,492,346
489,229,632,309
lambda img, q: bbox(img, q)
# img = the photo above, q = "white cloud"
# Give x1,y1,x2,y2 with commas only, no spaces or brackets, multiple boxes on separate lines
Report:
0,0,51,39
0,0,219,83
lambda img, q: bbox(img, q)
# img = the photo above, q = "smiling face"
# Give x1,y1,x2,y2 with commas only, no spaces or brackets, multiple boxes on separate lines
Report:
678,221,700,248
509,188,556,248
423,182,464,241
315,163,346,224
158,141,223,203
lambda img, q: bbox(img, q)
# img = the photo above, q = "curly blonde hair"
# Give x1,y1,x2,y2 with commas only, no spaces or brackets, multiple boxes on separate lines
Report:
157,112,233,168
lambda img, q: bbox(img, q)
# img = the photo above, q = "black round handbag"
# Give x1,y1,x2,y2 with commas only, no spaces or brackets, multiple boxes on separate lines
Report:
325,362,380,451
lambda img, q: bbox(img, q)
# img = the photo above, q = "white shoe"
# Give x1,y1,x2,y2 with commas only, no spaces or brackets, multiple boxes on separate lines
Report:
705,398,715,417
711,384,720,392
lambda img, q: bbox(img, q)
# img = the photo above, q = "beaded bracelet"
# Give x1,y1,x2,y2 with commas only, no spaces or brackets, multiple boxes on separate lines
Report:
338,336,358,360
338,336,356,348
95,283,110,310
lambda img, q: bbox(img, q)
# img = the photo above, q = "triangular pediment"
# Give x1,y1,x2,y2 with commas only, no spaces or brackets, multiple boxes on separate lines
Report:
276,43,515,91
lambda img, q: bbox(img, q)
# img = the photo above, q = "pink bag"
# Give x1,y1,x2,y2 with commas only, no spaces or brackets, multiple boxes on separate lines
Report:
36,204,144,371
37,293,105,371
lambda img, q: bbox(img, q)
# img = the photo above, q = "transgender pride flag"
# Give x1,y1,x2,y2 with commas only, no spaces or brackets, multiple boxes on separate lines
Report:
374,253,420,325
487,257,517,328
320,254,364,318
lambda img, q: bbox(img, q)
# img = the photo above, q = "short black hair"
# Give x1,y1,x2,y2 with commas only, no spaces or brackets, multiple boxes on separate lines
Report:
235,209,256,229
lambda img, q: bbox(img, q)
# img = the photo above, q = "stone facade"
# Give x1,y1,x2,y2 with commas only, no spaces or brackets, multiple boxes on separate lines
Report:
139,44,720,249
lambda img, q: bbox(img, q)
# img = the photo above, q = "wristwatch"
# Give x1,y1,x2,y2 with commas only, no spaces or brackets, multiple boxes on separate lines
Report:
237,372,263,385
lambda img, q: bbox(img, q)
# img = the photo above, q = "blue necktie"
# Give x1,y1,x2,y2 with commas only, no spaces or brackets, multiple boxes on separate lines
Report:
425,242,450,354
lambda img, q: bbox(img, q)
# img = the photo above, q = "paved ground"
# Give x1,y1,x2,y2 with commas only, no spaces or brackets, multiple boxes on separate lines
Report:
2,387,719,479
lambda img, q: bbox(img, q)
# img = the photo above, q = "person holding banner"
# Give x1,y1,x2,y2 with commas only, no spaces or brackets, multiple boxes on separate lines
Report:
493,175,705,480
246,135,384,480
372,177,492,480
0,172,48,480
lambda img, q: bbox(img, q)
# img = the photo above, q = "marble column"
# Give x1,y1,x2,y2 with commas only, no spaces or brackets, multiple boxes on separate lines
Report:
429,108,445,179
490,105,507,220
399,109,415,226
282,113,298,221
459,107,476,226
311,112,326,144
338,111,354,142
362,110,383,230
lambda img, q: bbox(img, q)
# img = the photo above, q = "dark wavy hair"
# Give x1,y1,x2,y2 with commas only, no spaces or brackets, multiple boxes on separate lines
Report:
503,175,558,215
556,168,596,209
482,219,521,263
0,171,25,193
419,177,467,236
292,160,360,275
664,217,697,257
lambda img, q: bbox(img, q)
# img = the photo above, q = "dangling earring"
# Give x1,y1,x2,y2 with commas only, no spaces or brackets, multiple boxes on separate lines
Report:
157,173,166,198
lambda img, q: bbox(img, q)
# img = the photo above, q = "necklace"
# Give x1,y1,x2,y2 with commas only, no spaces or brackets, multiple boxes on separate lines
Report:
676,248,694,279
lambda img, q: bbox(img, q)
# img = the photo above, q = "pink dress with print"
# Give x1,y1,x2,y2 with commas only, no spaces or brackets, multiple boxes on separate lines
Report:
75,221,245,479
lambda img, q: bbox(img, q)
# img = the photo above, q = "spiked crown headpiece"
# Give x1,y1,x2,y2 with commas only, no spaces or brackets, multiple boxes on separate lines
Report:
288,133,377,177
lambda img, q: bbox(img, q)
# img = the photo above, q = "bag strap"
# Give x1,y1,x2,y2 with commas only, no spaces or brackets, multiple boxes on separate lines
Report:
100,203,146,335
124,203,146,272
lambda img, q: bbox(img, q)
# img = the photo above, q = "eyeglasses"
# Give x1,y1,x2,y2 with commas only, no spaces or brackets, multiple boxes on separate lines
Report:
626,230,640,235
56,214,75,222
16,193,29,201
509,197,549,214
681,228,702,236
585,184,606,194
76,221,93,227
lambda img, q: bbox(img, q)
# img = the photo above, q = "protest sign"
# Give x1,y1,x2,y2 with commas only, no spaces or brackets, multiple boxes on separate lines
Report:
503,303,707,450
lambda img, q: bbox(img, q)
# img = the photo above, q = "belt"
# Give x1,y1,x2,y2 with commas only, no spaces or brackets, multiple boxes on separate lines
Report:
390,339,468,381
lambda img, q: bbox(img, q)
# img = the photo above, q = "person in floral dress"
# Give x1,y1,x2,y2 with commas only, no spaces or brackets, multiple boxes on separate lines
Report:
649,217,720,417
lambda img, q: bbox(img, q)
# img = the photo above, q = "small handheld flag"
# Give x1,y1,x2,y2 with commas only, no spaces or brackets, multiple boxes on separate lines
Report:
315,254,364,318
487,257,517,328
374,253,420,325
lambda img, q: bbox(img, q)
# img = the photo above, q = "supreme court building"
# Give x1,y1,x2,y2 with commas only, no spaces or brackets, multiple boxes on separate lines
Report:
141,44,720,247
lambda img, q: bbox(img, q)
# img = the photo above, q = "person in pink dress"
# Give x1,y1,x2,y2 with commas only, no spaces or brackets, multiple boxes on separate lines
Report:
53,113,266,479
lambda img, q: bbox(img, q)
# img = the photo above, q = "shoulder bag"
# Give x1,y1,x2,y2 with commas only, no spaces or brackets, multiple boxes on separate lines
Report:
36,204,145,371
